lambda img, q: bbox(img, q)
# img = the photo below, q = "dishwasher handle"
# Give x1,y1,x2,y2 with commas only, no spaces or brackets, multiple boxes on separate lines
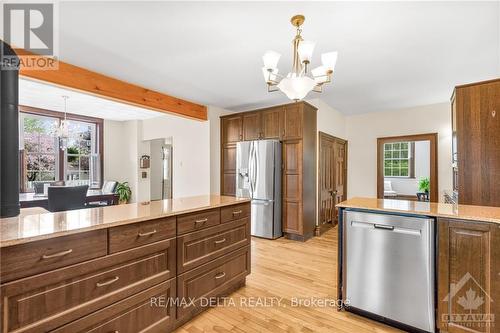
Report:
374,224,395,231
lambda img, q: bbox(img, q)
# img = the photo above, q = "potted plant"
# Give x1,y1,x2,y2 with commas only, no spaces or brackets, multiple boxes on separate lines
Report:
418,177,430,193
115,182,132,204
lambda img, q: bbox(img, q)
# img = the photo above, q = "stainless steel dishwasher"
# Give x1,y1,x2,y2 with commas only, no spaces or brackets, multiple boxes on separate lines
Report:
344,210,435,333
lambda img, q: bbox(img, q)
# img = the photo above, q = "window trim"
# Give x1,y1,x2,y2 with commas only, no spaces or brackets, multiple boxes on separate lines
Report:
19,105,104,192
383,141,415,178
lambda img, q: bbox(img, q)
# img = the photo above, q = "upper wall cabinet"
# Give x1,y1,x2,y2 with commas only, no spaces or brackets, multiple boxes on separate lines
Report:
242,112,261,140
261,107,283,139
222,115,242,145
282,103,303,140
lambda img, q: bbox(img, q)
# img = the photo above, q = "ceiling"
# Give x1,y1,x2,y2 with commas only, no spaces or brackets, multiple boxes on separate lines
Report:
19,79,165,121
48,2,500,114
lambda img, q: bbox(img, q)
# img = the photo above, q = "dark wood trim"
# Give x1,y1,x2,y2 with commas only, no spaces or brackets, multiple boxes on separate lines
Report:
377,133,438,202
19,105,104,190
317,131,348,228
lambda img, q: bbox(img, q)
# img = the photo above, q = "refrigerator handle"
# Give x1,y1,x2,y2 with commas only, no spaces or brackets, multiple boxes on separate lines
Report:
252,143,258,193
248,142,255,196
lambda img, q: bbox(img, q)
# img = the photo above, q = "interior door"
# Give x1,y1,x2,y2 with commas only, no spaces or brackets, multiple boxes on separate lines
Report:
333,140,347,224
319,134,335,226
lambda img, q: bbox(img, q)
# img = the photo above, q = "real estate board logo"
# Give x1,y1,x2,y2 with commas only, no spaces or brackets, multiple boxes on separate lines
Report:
1,1,58,70
442,272,494,328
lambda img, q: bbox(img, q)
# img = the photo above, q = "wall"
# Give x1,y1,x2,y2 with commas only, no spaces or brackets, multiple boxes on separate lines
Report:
346,102,452,199
307,98,347,140
208,105,235,194
385,140,430,195
103,119,140,203
142,114,210,199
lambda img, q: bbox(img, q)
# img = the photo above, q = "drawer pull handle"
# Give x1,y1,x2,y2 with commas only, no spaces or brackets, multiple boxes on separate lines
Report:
138,230,157,237
232,210,243,215
96,276,120,287
214,238,226,244
195,218,208,224
42,249,73,259
215,272,226,279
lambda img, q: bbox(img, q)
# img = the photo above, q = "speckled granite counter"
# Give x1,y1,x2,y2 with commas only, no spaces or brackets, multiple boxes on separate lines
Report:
336,197,500,224
0,195,250,247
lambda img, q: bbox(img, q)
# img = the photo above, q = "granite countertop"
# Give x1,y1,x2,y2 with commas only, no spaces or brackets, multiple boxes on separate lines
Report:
337,197,500,225
0,195,250,248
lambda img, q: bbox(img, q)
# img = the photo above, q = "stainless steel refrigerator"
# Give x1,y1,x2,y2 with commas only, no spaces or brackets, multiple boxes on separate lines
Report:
236,140,282,239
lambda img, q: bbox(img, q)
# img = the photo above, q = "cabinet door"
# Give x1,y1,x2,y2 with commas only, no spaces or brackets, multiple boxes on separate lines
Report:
221,146,236,196
282,104,302,140
438,218,497,333
242,112,261,140
261,108,282,139
282,140,302,235
222,115,242,145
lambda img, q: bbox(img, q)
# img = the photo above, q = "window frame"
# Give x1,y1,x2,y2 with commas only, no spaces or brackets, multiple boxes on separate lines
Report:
383,141,415,178
19,105,104,192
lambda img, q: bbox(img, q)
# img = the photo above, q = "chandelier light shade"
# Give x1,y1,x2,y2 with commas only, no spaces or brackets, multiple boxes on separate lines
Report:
262,14,337,101
262,51,281,70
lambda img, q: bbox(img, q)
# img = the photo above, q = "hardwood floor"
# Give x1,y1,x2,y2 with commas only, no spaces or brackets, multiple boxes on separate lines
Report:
175,227,402,333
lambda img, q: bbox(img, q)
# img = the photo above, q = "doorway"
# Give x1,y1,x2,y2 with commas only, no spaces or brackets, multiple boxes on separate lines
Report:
149,138,173,201
377,133,438,202
317,132,347,235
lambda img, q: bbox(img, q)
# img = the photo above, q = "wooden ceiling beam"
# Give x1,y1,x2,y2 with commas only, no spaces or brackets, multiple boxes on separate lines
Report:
16,50,207,121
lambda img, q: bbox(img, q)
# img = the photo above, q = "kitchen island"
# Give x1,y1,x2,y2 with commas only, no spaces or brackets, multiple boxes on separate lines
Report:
336,197,500,333
0,195,251,333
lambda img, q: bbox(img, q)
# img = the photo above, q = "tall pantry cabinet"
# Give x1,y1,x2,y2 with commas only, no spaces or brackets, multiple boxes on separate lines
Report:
452,79,500,207
220,101,317,241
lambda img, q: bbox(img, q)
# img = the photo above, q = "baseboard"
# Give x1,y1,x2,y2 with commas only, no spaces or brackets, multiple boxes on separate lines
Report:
284,231,314,242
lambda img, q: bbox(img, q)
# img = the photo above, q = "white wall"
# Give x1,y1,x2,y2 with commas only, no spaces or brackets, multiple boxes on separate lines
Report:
103,119,141,203
346,102,452,200
386,140,430,195
208,105,235,194
307,98,347,140
142,114,210,199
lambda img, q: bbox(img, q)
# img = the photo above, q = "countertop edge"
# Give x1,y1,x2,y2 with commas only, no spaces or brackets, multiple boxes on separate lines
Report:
0,197,251,248
336,198,500,225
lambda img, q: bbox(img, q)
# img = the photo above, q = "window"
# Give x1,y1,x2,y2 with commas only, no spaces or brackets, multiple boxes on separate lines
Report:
19,107,103,192
21,114,59,190
383,142,414,177
65,120,98,187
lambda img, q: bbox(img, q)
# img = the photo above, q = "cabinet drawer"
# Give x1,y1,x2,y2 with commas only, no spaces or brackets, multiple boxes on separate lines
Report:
220,203,250,223
109,217,176,253
52,279,175,333
177,218,250,273
0,229,107,282
177,245,250,320
1,239,175,333
177,208,220,235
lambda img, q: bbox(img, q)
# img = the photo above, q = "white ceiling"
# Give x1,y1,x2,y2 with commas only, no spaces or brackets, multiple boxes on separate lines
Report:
46,2,500,114
19,78,165,120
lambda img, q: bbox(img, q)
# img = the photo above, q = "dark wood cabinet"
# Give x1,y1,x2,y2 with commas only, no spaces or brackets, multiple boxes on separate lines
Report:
437,218,499,333
261,107,283,139
220,101,317,241
452,79,500,206
283,103,302,140
221,115,242,145
242,112,261,140
0,202,251,333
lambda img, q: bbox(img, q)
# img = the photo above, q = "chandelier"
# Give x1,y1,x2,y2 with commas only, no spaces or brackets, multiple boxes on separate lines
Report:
262,15,338,101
